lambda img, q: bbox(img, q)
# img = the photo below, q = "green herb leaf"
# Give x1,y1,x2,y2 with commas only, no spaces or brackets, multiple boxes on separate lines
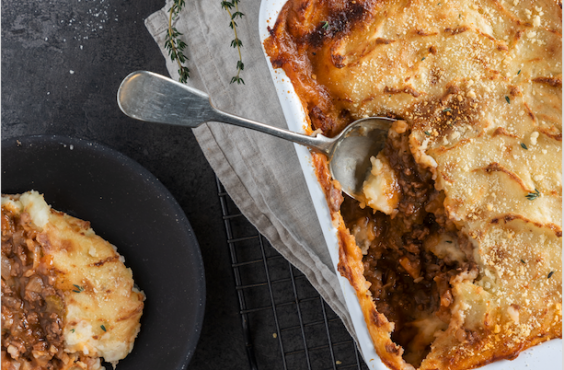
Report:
445,240,453,243
443,108,452,112
425,131,431,136
505,96,510,104
520,143,528,150
548,271,554,279
221,1,234,9
230,38,243,48
517,69,521,75
101,325,107,332
232,11,244,19
520,259,526,264
72,284,84,293
71,328,75,333
179,67,190,84
230,76,245,85
421,57,426,61
525,189,541,201
321,21,329,30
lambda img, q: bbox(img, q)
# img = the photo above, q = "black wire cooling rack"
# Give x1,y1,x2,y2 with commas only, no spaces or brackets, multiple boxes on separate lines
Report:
215,177,369,370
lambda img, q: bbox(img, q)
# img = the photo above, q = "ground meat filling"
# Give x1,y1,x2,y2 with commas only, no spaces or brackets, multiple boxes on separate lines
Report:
1,207,67,369
341,128,475,367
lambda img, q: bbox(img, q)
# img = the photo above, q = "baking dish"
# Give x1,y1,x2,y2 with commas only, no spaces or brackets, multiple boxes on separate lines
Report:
258,0,562,369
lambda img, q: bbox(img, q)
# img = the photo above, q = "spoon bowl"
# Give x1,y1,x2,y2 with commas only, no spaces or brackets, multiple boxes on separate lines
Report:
117,71,395,199
327,117,394,198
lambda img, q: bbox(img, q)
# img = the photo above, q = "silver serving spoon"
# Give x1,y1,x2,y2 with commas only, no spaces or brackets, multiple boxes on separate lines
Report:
117,71,394,199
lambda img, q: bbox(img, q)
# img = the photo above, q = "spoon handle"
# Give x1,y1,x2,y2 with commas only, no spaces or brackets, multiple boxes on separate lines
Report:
117,71,333,154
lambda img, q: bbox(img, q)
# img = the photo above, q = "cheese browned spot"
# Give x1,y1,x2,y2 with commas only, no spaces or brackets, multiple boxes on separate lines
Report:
265,0,562,369
1,192,145,370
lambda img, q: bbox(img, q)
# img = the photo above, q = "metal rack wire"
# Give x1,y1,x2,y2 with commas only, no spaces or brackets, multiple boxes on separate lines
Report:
216,177,369,370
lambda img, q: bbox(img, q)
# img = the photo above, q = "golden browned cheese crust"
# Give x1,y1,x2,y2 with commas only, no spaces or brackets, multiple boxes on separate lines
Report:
265,0,562,369
1,192,144,369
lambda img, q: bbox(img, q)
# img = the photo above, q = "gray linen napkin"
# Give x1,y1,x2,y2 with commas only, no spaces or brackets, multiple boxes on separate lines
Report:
145,0,357,341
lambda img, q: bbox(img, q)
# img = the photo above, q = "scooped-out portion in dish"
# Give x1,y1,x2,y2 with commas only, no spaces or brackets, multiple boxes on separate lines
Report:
264,0,562,369
343,121,479,367
1,191,145,370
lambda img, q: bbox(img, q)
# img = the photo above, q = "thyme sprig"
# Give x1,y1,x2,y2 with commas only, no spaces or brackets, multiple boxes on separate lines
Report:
221,0,245,84
165,0,190,83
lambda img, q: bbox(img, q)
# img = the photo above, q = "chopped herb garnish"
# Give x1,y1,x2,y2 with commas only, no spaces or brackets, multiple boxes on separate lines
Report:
525,188,541,200
101,325,107,332
520,143,528,150
72,284,84,293
459,13,461,18
520,259,526,264
445,240,453,243
517,69,521,75
421,57,426,61
443,108,452,112
437,2,441,5
321,21,329,30
71,328,75,333
548,271,554,279
425,131,431,136
505,96,510,104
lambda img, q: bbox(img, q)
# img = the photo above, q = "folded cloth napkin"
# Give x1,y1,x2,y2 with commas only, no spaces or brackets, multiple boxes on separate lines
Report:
145,0,357,342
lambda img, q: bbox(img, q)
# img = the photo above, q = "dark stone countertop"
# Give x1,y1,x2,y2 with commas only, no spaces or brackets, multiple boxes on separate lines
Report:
2,0,249,368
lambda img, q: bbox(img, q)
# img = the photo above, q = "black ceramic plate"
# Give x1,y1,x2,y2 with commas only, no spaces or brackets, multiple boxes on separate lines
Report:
1,135,205,369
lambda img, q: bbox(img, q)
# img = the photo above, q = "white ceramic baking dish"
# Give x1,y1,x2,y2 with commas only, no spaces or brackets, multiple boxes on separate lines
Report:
258,1,562,369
